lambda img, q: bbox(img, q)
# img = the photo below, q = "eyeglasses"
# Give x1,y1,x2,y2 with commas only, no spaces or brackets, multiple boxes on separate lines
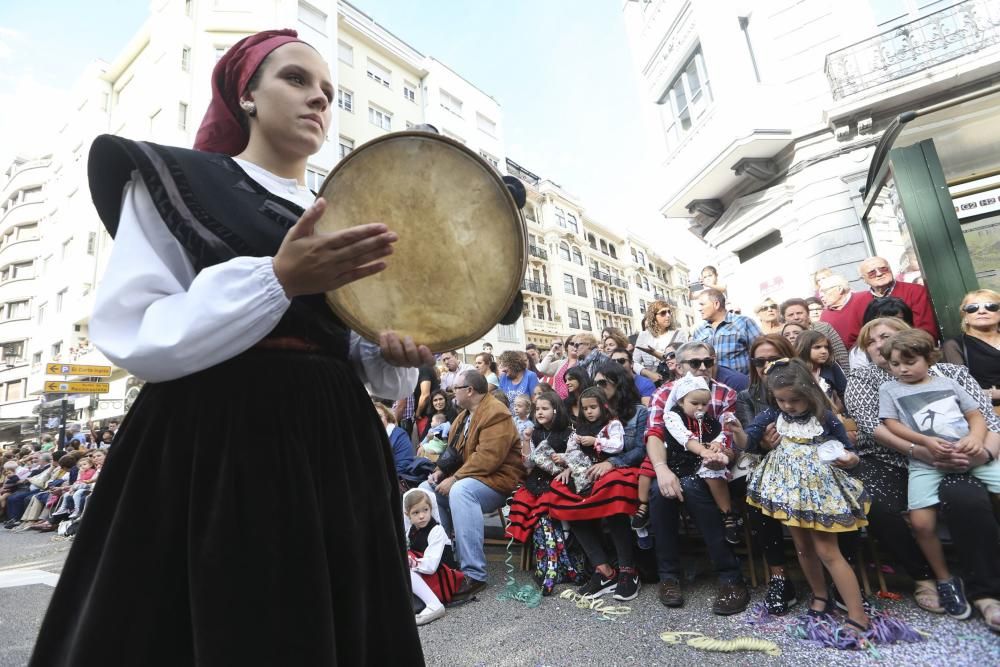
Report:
664,351,676,360
567,342,579,347
656,309,671,316
962,302,1000,314
751,356,782,368
864,265,891,278
757,305,777,311
595,379,614,387
681,357,715,369
613,357,629,365
452,385,470,392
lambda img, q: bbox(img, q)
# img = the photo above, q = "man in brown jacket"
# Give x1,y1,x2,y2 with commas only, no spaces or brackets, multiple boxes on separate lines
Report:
423,370,525,599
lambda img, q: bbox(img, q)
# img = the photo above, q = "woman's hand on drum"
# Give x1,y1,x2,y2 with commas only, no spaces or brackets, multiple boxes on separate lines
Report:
272,197,398,298
379,332,434,368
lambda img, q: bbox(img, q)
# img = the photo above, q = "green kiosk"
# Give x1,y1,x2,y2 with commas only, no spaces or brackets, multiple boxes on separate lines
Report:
861,82,1000,339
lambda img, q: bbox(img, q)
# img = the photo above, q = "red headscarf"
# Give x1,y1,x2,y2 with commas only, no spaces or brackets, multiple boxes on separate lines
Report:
193,29,303,156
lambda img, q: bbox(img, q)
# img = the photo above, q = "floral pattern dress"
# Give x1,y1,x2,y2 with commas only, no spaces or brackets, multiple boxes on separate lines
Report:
745,409,869,532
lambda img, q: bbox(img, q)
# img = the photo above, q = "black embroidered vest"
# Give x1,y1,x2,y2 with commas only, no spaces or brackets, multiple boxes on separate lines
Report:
408,519,458,570
88,135,349,358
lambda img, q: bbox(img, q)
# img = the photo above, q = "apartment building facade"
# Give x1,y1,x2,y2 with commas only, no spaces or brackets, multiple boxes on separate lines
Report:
622,0,1000,313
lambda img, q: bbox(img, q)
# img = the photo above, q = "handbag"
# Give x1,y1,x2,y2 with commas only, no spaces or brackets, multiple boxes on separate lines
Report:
27,468,52,491
436,446,464,478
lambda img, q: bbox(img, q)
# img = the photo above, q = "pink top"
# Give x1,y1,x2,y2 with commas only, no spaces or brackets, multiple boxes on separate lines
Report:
551,359,576,400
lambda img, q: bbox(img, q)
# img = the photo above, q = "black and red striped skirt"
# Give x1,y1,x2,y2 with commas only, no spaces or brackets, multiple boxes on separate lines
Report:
547,467,641,521
409,550,465,603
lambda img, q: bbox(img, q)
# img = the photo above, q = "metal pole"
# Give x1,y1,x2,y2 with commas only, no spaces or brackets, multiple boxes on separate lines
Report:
59,397,67,448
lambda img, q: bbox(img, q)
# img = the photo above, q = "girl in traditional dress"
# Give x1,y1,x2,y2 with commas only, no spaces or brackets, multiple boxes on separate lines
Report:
404,488,464,626
31,30,429,666
728,359,871,642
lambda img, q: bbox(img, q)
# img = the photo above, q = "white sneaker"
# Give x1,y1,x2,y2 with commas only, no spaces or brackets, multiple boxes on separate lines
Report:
415,605,446,626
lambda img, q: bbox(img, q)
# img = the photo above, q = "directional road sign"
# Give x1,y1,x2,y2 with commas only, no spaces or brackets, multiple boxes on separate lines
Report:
43,381,110,394
45,363,112,377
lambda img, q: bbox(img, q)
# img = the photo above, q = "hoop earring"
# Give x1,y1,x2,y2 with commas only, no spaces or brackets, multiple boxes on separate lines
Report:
239,99,257,117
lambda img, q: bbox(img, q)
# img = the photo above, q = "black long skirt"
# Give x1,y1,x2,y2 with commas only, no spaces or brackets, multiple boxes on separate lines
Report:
30,349,424,666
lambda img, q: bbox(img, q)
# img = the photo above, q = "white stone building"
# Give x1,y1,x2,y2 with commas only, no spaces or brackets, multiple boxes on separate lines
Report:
508,157,694,352
622,0,1000,312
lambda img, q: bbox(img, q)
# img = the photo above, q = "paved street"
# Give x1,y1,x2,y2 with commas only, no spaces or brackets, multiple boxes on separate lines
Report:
2,529,998,666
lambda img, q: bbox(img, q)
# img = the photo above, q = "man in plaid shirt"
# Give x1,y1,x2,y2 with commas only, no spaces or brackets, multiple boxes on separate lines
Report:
691,288,761,376
644,341,748,615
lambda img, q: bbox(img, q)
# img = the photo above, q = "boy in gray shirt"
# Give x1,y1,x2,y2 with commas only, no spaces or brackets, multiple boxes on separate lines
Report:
878,330,1000,620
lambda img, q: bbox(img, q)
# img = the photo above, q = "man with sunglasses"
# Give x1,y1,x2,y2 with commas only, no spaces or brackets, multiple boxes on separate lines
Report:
610,347,655,407
642,341,749,614
691,288,761,376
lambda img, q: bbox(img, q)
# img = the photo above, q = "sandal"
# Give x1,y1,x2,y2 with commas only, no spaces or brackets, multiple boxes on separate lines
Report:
808,594,834,617
844,618,870,633
630,503,649,530
974,598,1000,633
914,579,944,614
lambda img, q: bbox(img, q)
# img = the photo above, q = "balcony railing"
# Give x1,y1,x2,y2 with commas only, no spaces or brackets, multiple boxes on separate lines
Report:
825,0,1000,100
612,277,630,289
590,268,612,284
522,279,552,296
529,244,548,260
593,298,615,312
619,306,634,317
654,292,667,301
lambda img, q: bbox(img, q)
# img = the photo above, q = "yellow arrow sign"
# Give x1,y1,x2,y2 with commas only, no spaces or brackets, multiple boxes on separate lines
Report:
43,381,110,394
46,363,112,377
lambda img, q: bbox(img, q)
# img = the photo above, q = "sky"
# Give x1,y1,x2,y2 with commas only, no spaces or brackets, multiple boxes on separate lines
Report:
0,0,707,265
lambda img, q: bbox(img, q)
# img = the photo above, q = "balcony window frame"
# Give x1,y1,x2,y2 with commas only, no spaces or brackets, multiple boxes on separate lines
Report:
558,242,571,261
658,47,712,153
562,273,575,295
337,87,353,112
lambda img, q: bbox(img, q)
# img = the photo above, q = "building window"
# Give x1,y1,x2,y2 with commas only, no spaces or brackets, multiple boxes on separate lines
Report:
87,231,97,255
609,244,617,259
368,106,392,131
567,308,580,329
658,47,712,152
581,311,592,331
51,341,62,358
639,299,646,314
1,341,24,364
6,379,25,401
638,251,645,265
576,278,587,298
588,233,597,249
571,247,583,265
497,323,519,343
367,59,391,87
178,102,188,130
476,113,496,137
37,302,45,325
337,87,353,112
60,238,72,260
643,277,650,291
566,214,579,234
554,207,566,227
181,46,191,72
185,0,192,16
338,136,355,159
600,239,608,255
32,351,41,366
305,167,327,191
563,273,575,295
559,242,571,261
631,248,638,263
338,40,353,66
442,129,466,144
56,288,67,313
214,46,229,62
403,81,417,103
100,91,110,111
5,300,28,320
439,89,463,116
297,1,327,33
478,150,499,169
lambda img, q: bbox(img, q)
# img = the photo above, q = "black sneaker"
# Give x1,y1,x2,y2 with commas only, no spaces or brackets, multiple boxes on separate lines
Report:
722,511,742,545
613,567,641,601
764,575,798,615
578,569,618,598
631,503,650,530
937,577,972,620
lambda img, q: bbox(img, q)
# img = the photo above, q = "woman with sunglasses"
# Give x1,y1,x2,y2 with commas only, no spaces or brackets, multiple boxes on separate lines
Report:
943,289,1000,407
634,300,688,385
754,300,782,335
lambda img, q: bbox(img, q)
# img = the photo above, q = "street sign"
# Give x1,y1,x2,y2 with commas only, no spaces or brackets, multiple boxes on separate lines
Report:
43,381,110,394
45,363,112,377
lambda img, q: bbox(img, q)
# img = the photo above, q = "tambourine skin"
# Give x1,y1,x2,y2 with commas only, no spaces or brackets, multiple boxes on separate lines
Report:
316,131,527,352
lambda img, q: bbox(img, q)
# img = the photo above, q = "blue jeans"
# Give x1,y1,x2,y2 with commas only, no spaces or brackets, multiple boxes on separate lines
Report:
648,474,743,585
420,478,506,582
